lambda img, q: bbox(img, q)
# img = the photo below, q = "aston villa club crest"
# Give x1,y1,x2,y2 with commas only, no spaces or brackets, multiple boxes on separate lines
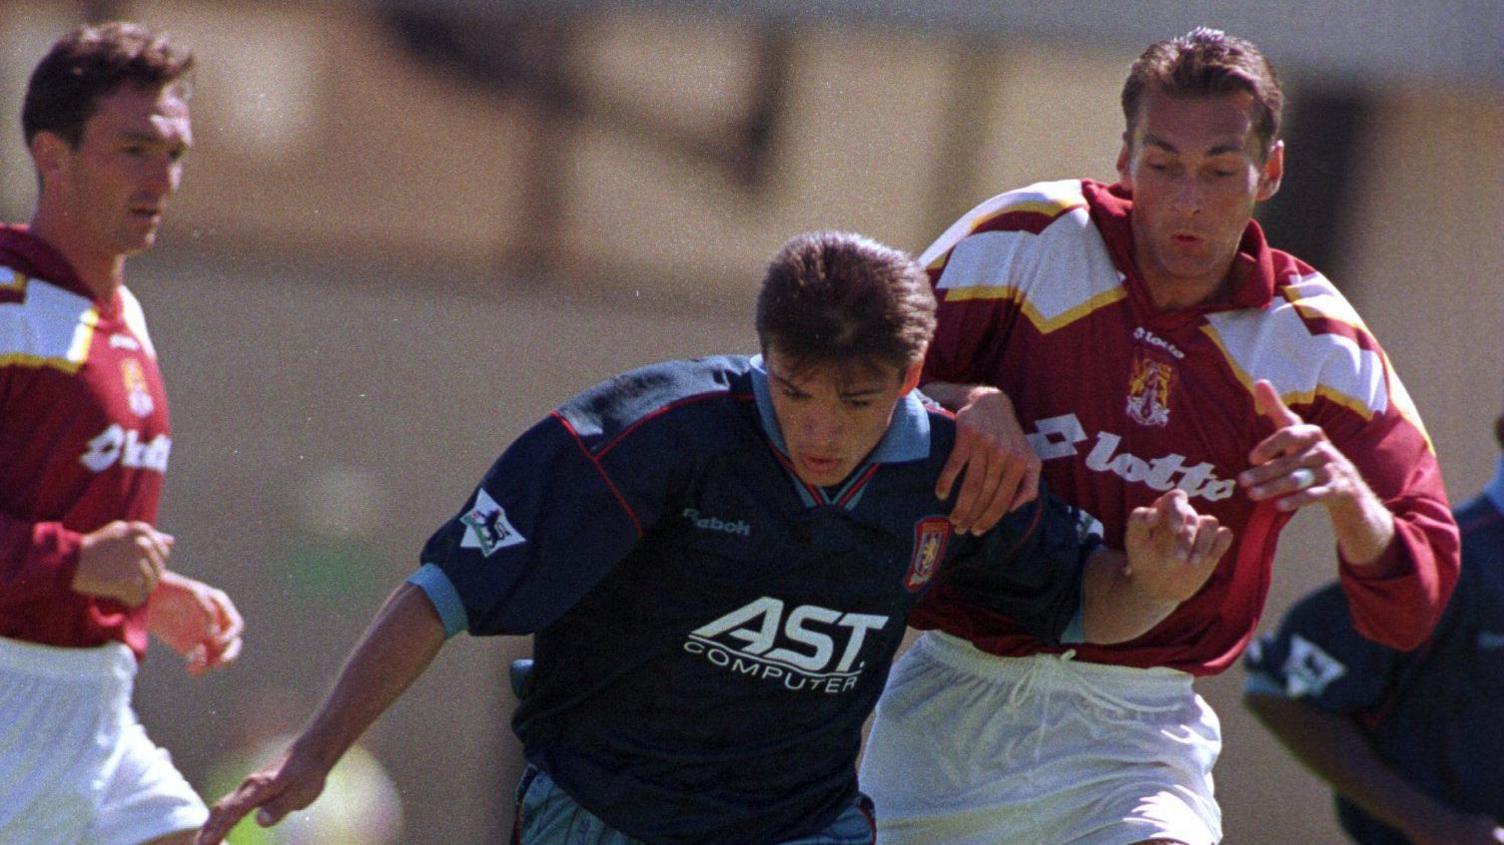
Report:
120,358,154,417
1125,351,1175,428
905,517,951,591
459,488,527,557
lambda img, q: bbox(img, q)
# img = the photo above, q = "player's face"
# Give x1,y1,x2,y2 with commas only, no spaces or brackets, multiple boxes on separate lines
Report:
49,83,191,260
1118,89,1282,303
764,349,923,488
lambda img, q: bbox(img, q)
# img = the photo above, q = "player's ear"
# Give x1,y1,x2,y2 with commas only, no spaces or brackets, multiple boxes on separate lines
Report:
1256,140,1284,201
1116,136,1133,187
897,359,924,397
30,131,69,187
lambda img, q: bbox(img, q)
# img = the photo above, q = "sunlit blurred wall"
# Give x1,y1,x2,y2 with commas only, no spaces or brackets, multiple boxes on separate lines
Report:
1,2,1500,843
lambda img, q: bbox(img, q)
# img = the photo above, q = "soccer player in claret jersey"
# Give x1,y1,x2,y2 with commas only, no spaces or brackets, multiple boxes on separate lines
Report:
0,21,243,845
198,231,1232,845
858,27,1460,845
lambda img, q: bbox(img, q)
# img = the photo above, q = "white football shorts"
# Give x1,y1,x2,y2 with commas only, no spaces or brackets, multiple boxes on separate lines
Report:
859,631,1221,845
0,635,207,845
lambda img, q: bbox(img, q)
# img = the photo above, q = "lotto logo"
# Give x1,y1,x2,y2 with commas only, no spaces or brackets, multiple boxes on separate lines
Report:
1027,413,1235,501
78,424,170,473
684,597,890,694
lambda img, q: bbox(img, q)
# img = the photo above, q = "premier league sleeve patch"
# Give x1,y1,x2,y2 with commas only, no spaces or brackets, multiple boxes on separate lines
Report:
1280,634,1348,697
459,488,528,557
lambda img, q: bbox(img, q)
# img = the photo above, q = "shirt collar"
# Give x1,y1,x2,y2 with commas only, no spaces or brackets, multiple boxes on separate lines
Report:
748,354,931,465
1085,179,1278,312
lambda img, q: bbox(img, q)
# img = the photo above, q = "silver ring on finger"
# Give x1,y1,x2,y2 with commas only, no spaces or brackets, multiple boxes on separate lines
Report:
1289,468,1316,491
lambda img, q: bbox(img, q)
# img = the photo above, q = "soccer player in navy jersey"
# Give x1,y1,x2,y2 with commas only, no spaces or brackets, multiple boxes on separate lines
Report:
0,22,242,845
1243,401,1504,845
860,27,1458,845
198,231,1231,845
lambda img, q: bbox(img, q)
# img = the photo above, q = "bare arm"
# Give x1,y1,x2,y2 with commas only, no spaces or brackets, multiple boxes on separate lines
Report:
1080,490,1231,645
926,380,1041,535
1244,692,1503,845
196,582,447,844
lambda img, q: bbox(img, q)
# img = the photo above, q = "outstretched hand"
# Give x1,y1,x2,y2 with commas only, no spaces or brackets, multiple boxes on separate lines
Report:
196,747,329,844
936,386,1041,535
148,571,243,676
1123,489,1232,604
1240,379,1367,513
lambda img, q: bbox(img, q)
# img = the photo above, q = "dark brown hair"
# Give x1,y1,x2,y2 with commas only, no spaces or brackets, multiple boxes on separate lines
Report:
1121,27,1283,154
756,231,935,379
22,21,193,148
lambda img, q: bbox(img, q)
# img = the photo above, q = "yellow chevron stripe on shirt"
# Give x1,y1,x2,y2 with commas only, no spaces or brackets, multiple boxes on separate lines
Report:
920,180,1090,274
0,274,98,373
1202,272,1431,449
932,183,1124,334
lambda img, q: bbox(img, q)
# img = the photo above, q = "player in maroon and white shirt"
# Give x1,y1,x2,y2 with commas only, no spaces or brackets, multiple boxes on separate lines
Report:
859,29,1459,845
0,22,242,845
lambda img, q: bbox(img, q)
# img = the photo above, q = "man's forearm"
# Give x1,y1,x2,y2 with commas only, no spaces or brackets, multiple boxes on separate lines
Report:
1079,548,1178,645
292,582,448,770
1244,692,1450,838
1327,488,1397,567
920,379,995,412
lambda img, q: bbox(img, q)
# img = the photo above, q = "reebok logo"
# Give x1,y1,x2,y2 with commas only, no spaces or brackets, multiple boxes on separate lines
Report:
684,596,889,694
682,508,752,538
1027,413,1235,502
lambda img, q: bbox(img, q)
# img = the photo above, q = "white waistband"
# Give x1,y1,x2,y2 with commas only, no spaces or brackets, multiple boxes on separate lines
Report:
0,635,136,682
918,630,1194,696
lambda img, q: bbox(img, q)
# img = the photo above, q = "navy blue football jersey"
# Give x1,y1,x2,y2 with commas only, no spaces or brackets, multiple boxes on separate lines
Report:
410,355,1099,844
1244,492,1504,845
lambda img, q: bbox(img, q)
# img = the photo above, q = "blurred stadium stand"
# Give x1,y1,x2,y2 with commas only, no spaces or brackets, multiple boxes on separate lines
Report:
2,2,1500,842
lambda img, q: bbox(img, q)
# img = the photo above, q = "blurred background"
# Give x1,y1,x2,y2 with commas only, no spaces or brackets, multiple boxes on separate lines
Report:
3,1,1501,841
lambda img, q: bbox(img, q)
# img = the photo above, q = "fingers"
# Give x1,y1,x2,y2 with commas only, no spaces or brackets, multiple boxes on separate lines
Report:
934,428,970,502
198,776,280,844
201,588,245,672
1188,517,1233,568
1252,379,1301,428
947,432,997,534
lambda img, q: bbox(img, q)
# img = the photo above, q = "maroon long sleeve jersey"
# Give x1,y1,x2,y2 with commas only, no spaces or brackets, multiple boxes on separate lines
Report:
0,225,170,660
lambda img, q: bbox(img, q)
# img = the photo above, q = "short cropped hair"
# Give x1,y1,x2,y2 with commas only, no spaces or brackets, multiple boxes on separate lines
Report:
1121,27,1283,154
22,21,193,148
756,231,936,379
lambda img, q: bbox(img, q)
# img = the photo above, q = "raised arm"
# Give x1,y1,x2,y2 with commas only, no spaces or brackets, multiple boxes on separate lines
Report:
1080,490,1231,644
925,380,1041,535
196,582,446,844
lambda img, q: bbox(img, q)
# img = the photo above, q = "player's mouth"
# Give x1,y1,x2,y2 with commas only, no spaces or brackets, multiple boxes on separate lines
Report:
799,454,841,477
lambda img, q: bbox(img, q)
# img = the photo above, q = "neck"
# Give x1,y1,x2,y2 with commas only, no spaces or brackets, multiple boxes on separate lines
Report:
1135,248,1235,311
28,207,125,302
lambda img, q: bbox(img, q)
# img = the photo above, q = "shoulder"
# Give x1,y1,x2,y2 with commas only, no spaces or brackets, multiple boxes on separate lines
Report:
1455,495,1504,538
0,267,95,369
555,355,756,455
920,179,1094,267
1204,261,1418,427
1281,581,1355,634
